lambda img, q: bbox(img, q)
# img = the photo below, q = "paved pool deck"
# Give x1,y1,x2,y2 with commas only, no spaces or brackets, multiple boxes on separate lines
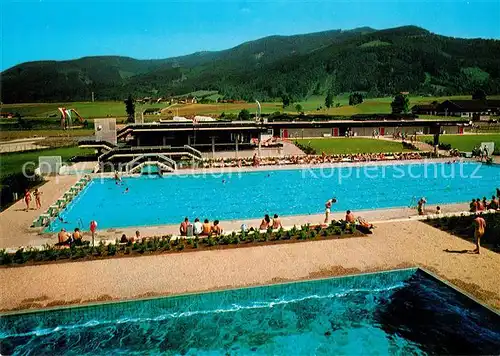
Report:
1,219,499,313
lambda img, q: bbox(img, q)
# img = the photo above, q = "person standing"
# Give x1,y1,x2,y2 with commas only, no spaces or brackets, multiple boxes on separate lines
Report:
417,198,426,215
324,198,337,223
33,188,42,210
24,189,32,211
90,220,98,247
473,215,486,254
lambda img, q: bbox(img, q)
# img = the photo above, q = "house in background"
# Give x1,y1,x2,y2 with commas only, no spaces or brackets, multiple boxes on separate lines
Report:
436,100,500,120
411,102,438,115
143,108,161,116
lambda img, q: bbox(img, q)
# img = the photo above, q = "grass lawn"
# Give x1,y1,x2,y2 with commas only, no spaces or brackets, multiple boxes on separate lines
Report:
6,95,500,119
418,134,500,152
2,101,173,119
0,147,95,177
0,129,94,141
295,138,414,154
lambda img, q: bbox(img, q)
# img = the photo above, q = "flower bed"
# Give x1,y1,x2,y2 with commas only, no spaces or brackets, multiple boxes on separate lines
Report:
424,212,500,252
0,223,365,267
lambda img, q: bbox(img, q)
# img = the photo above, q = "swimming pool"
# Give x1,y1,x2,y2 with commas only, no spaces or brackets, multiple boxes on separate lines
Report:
47,162,500,231
1,269,499,355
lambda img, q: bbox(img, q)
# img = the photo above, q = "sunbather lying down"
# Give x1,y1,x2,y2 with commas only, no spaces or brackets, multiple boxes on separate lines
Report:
356,216,375,234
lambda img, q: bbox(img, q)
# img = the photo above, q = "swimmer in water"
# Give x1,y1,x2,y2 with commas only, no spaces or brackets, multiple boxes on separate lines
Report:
124,187,129,193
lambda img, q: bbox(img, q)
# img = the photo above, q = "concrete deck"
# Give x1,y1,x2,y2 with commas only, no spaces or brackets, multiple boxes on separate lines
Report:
1,219,499,312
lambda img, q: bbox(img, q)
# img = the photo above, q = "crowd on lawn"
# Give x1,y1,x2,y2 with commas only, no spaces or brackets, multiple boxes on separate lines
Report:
202,151,425,168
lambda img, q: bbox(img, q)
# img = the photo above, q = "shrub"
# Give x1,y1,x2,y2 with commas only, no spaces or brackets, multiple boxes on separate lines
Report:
14,249,28,264
107,243,117,256
137,243,147,254
298,230,307,240
293,141,316,155
0,250,13,265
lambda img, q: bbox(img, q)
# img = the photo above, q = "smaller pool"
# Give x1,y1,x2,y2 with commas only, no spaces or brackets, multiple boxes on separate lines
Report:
1,268,499,355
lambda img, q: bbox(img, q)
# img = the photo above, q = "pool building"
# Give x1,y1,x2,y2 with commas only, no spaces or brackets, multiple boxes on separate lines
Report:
80,116,467,173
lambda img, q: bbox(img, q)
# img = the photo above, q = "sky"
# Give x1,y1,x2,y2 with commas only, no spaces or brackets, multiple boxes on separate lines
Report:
1,0,499,71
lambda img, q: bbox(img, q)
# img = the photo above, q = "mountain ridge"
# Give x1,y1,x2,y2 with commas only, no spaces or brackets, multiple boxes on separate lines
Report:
2,25,500,103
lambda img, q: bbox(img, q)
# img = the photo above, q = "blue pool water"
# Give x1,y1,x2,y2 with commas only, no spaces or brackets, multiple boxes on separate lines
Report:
1,269,499,355
47,162,500,231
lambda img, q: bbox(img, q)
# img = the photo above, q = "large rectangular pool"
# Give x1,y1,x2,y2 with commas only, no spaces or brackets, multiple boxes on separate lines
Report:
1,269,499,355
47,162,500,231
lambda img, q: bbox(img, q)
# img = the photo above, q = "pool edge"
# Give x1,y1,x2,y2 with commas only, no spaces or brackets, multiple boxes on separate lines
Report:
0,267,419,317
418,267,500,316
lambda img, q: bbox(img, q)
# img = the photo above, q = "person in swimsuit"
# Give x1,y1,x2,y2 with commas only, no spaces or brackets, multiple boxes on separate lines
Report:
345,210,356,224
58,228,70,244
417,198,426,215
24,189,32,211
324,198,337,223
72,228,84,246
211,220,222,236
272,214,282,229
133,230,141,243
473,214,486,254
202,219,211,235
476,198,484,212
488,195,499,210
470,199,477,212
179,217,189,236
260,214,271,230
33,188,42,209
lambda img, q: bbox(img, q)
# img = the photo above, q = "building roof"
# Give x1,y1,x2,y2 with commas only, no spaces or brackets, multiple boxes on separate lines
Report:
411,104,437,111
438,99,500,112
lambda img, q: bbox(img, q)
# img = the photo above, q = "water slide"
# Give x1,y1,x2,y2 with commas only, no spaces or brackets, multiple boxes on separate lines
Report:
58,108,85,128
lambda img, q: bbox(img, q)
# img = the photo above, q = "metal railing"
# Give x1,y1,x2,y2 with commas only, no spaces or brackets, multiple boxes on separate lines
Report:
183,145,202,159
125,153,177,173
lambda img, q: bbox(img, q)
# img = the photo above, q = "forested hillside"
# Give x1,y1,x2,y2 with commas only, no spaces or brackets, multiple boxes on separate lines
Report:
2,26,499,103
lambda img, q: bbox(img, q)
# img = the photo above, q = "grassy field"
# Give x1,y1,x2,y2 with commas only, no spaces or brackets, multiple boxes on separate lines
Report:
0,147,94,177
418,134,500,152
295,138,414,154
5,95,499,120
1,101,173,120
0,129,94,141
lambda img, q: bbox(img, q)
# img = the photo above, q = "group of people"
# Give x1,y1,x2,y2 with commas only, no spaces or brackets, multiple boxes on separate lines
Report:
202,152,424,169
258,214,282,230
324,198,374,232
23,188,42,211
56,227,85,247
120,230,141,243
179,217,223,237
469,189,500,212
